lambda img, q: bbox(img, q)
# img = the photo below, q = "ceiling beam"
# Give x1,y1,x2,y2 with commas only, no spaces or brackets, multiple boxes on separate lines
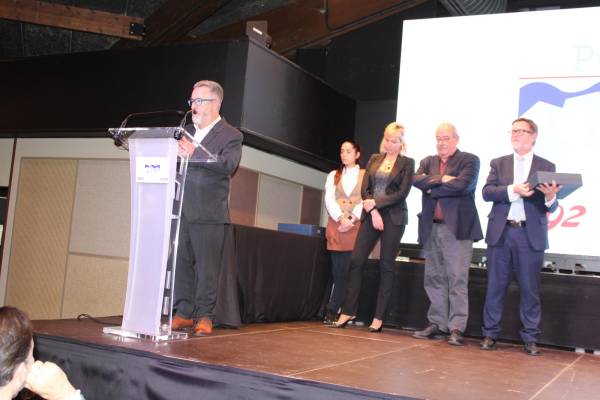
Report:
112,0,230,48
184,0,429,57
0,0,144,40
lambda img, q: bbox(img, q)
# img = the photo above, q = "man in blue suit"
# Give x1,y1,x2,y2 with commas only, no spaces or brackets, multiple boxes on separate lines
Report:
412,123,483,346
480,118,560,355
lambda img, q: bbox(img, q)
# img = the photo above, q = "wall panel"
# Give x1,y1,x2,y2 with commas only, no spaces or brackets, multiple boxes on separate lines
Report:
6,159,77,319
300,186,323,225
69,160,130,258
255,175,302,230
61,254,128,318
230,167,259,226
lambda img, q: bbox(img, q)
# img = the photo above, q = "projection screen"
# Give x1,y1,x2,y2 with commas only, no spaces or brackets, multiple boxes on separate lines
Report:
397,7,600,263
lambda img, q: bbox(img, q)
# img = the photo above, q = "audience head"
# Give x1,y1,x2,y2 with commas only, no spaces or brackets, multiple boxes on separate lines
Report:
0,306,34,398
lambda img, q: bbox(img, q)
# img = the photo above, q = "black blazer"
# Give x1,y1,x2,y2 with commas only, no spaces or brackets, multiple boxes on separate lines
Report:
482,154,557,251
412,149,483,246
362,153,415,226
182,118,243,224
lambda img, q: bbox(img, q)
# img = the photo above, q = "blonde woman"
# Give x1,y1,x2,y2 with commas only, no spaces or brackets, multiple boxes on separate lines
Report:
323,140,364,324
333,122,414,332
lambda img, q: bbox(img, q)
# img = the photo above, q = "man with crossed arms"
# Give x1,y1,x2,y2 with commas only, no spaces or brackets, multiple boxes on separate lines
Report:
412,123,483,346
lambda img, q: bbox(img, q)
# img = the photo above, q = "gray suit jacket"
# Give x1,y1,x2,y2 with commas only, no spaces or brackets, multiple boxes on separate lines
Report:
182,118,243,224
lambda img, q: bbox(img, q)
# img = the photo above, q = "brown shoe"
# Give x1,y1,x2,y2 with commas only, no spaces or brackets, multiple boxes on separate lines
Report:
171,315,194,331
193,317,213,336
448,329,464,346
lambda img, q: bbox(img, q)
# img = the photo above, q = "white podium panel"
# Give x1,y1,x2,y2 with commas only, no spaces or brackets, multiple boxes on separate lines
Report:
105,123,216,341
122,137,176,336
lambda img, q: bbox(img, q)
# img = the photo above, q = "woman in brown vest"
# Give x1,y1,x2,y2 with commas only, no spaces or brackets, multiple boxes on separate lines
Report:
323,140,364,325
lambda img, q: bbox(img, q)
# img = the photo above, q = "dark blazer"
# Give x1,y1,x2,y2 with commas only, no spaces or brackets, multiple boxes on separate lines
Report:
182,118,243,224
482,154,557,251
362,153,415,225
413,149,483,246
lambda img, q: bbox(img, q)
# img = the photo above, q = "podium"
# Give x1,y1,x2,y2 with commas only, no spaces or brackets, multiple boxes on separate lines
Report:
105,118,216,341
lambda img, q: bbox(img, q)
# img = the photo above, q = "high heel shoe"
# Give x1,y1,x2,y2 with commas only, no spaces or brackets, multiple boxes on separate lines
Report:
368,318,383,333
331,315,355,328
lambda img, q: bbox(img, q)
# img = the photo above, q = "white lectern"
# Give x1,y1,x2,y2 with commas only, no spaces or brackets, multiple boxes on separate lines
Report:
105,118,216,341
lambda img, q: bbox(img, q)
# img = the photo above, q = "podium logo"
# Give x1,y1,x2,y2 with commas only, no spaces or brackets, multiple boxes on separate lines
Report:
144,163,162,172
136,157,170,183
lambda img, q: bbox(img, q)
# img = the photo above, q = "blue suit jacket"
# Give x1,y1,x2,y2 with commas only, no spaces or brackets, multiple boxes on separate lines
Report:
482,154,557,251
413,149,483,246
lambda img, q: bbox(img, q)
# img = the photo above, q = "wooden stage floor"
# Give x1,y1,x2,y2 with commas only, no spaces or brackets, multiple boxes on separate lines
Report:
33,318,600,400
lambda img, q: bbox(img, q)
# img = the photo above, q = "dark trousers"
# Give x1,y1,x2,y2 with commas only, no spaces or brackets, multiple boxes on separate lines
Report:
482,225,544,343
342,210,405,320
327,251,352,313
174,219,225,321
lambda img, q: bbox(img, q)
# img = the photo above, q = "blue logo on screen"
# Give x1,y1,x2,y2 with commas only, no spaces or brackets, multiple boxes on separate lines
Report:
519,81,600,116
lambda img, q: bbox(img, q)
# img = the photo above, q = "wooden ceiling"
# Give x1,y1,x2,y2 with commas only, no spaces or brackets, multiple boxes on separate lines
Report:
0,0,432,59
0,0,144,40
1,0,597,60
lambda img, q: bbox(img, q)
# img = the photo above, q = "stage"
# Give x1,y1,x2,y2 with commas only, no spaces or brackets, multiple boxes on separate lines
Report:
32,318,600,400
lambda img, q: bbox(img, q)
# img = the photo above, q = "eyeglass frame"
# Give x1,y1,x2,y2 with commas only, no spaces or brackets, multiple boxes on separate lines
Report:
188,98,216,107
509,129,534,136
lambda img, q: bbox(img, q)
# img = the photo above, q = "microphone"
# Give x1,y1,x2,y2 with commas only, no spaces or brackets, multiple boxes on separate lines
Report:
119,110,185,129
176,110,193,140
110,110,186,149
178,109,192,128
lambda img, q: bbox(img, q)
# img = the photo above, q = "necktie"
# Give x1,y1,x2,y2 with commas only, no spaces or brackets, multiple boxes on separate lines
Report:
433,160,447,220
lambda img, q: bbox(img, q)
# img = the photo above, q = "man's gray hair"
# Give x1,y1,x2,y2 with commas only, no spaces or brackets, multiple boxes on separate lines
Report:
193,80,224,103
436,122,459,138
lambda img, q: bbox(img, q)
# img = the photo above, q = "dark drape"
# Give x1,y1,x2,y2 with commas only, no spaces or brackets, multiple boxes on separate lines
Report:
233,225,330,323
32,335,410,400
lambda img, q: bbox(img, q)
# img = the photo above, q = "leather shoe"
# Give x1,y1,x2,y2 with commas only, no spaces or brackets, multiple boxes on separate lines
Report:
193,317,213,336
413,323,445,340
448,329,464,346
171,315,194,331
524,342,540,356
480,336,496,350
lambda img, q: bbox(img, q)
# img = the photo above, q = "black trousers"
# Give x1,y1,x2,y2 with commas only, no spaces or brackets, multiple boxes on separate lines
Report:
327,251,352,313
174,219,225,320
341,210,405,320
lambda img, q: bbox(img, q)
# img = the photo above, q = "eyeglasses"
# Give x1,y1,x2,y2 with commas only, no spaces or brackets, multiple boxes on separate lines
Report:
188,98,216,106
509,129,533,136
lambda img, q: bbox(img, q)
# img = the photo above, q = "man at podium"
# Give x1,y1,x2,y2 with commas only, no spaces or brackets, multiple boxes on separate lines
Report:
172,80,243,336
